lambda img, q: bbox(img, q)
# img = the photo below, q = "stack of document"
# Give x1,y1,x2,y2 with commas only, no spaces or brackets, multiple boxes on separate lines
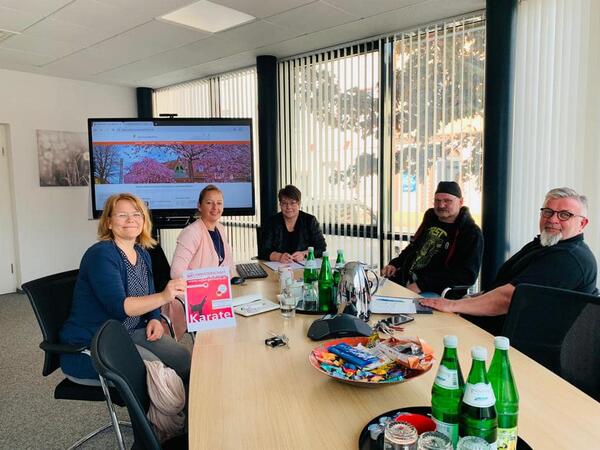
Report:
232,293,279,317
370,296,417,314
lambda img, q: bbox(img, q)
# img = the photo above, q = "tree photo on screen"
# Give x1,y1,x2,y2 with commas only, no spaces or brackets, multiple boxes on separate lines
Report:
92,142,252,185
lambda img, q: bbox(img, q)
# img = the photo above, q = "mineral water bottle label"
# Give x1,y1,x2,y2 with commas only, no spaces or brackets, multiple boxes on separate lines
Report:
305,259,317,269
434,365,460,389
433,417,458,446
335,262,344,269
497,427,517,450
462,382,496,408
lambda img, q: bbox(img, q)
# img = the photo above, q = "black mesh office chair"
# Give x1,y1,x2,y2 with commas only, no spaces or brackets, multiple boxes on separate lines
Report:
22,270,129,449
91,320,188,450
502,283,600,401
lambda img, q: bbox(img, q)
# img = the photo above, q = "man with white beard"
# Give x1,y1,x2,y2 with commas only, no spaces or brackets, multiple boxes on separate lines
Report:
421,187,597,333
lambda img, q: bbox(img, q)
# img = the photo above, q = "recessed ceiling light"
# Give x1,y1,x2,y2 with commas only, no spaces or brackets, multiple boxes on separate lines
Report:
160,0,255,33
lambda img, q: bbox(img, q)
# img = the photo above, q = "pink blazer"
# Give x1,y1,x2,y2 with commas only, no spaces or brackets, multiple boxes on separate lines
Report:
170,219,233,279
164,218,233,339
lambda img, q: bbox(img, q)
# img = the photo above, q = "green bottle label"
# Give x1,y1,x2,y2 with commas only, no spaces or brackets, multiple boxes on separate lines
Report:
434,365,460,389
432,417,459,446
462,382,496,408
496,427,517,450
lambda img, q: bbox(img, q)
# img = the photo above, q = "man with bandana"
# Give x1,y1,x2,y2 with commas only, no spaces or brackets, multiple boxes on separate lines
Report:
382,181,483,297
421,187,597,333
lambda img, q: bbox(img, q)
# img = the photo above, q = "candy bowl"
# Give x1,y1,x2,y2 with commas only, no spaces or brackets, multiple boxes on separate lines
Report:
308,336,434,387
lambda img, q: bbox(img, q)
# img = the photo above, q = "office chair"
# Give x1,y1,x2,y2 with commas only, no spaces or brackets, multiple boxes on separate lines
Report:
440,284,472,299
91,320,188,450
502,283,600,401
148,242,191,342
22,270,130,449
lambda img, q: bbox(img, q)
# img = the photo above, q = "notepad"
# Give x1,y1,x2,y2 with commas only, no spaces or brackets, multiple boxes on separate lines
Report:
370,296,418,314
234,299,279,317
232,293,262,307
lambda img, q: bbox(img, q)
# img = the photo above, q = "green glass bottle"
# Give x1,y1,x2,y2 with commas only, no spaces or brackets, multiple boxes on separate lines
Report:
318,251,333,313
431,335,465,447
303,246,319,311
488,337,519,450
459,346,497,448
332,249,345,310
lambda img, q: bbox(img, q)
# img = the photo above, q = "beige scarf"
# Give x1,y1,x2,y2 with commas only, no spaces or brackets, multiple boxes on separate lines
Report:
143,360,186,442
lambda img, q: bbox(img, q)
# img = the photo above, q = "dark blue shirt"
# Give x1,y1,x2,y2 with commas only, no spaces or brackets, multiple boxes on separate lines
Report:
59,240,158,379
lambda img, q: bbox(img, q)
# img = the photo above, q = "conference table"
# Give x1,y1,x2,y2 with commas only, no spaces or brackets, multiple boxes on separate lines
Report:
189,268,600,449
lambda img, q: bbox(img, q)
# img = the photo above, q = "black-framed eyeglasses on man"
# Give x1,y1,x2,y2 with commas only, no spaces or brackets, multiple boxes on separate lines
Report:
540,208,586,221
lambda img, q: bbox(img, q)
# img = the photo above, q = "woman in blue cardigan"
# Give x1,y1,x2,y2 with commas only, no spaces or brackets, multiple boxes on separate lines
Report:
59,193,191,385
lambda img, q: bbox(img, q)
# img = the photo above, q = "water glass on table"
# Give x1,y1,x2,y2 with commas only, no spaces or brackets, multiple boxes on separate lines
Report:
417,431,452,449
278,266,293,292
456,436,490,449
277,293,297,318
383,421,418,450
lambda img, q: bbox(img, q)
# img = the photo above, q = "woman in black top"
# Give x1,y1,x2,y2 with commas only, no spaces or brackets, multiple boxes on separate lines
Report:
259,185,327,263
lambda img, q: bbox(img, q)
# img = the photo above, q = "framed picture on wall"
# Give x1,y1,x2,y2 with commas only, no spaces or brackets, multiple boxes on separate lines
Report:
36,129,89,187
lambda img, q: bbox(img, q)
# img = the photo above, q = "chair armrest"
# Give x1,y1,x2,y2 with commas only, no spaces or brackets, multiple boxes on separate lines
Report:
160,313,175,339
441,285,472,299
40,341,88,354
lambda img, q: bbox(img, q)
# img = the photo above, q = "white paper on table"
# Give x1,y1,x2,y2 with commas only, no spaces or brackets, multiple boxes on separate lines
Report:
262,259,322,271
370,295,417,314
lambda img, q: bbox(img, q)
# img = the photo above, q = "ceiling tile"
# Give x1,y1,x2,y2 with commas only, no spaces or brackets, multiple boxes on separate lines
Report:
0,6,42,32
210,0,314,19
23,18,107,46
0,0,71,16
217,20,298,51
0,47,56,66
258,34,321,58
0,34,83,58
49,0,149,35
323,0,421,18
265,1,359,36
40,50,120,77
78,20,210,71
93,36,241,83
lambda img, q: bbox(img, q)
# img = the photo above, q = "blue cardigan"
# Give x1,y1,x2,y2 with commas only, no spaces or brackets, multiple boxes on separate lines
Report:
59,240,159,380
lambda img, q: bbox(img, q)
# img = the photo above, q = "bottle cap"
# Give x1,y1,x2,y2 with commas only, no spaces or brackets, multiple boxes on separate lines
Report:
494,336,510,350
322,251,329,257
337,249,344,254
308,246,314,251
443,335,458,348
471,346,487,361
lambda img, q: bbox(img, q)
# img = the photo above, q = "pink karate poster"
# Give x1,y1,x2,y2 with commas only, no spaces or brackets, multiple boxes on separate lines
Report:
183,267,236,332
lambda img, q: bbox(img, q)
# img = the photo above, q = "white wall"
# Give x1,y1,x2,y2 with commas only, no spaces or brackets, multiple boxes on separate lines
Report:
0,68,136,285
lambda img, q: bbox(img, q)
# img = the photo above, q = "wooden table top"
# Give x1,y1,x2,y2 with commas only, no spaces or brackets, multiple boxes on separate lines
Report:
189,268,600,449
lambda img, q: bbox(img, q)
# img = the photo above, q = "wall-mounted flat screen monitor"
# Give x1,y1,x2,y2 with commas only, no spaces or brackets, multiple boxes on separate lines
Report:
88,118,255,224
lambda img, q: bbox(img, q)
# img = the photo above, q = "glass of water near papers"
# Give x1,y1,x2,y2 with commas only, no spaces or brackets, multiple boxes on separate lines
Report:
278,293,297,318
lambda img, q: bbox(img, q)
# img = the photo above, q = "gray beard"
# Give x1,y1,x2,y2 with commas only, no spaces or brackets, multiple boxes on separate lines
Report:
540,230,562,247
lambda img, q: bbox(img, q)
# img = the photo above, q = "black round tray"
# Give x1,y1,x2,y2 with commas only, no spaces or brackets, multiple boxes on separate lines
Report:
358,406,532,450
295,305,325,315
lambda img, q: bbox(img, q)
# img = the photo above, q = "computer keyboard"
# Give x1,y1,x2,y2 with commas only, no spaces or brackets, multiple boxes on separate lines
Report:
235,262,268,279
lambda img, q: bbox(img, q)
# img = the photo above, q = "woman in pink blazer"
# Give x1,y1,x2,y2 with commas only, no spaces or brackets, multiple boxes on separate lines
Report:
165,185,234,338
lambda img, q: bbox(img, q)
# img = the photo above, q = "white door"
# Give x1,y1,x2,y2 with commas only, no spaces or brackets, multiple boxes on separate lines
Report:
0,125,17,293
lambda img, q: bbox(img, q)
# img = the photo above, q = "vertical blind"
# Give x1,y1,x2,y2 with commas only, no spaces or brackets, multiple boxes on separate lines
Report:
278,13,486,269
153,68,260,263
387,15,486,267
510,0,600,265
278,45,381,265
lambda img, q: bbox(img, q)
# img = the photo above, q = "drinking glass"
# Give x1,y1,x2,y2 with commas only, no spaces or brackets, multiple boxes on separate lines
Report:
456,436,490,450
383,421,418,450
278,292,297,318
417,431,452,450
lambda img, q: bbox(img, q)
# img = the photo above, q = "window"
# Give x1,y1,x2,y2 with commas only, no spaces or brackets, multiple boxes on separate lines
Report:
278,13,486,268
